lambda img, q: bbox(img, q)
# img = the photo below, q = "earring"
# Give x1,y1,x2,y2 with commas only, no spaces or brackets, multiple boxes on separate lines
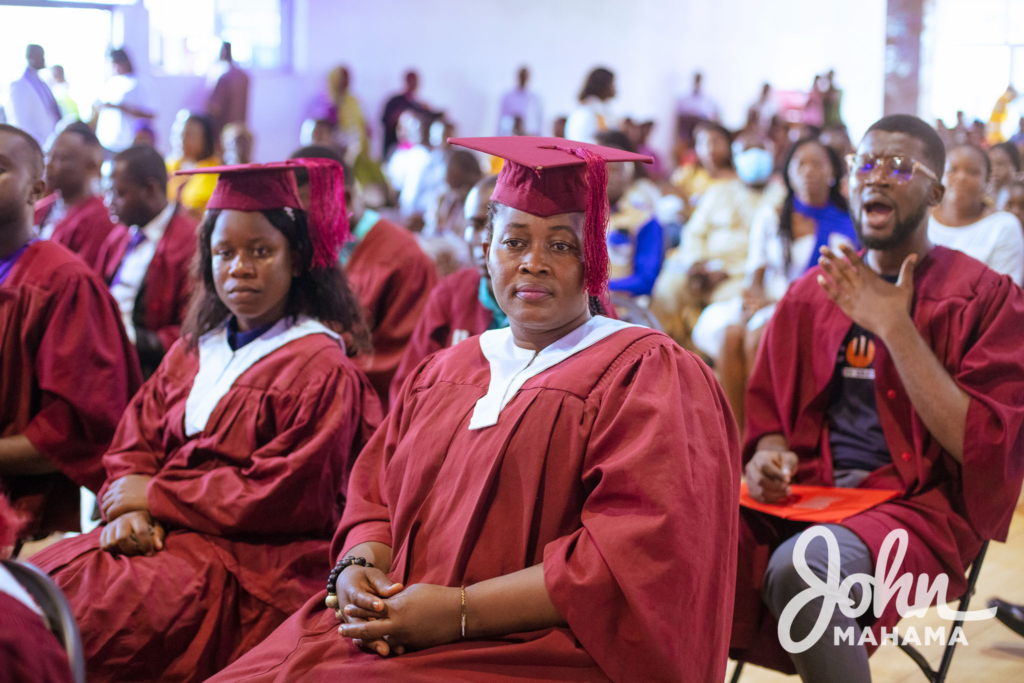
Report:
828,178,836,187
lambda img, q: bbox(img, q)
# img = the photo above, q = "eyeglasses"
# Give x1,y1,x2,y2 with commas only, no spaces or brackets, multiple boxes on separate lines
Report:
845,154,939,184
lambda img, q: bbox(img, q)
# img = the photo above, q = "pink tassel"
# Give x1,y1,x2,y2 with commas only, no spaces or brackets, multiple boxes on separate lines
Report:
551,146,610,298
293,158,351,269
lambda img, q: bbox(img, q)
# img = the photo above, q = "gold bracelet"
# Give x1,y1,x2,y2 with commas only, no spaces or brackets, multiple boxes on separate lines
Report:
460,586,467,638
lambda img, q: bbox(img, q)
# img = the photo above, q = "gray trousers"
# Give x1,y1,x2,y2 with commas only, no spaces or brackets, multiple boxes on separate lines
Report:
762,524,874,683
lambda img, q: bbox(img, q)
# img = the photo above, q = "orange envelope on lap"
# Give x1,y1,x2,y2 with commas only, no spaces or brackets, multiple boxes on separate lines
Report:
739,482,899,523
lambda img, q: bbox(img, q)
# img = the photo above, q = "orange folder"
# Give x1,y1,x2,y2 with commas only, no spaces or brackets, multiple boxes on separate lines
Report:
739,482,899,523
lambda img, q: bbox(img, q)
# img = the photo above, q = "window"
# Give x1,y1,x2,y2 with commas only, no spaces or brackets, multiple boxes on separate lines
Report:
0,4,113,118
146,0,288,76
924,0,1024,133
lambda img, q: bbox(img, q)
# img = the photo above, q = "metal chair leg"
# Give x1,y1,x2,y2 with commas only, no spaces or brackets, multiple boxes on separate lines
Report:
729,660,745,683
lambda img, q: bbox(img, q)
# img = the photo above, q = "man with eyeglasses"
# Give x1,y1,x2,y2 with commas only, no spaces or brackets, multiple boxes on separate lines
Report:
730,114,1024,682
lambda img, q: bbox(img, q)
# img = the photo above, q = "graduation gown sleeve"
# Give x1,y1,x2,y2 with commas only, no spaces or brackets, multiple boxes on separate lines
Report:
331,355,436,561
543,339,742,683
0,592,74,683
143,359,372,537
951,275,1024,540
21,266,142,492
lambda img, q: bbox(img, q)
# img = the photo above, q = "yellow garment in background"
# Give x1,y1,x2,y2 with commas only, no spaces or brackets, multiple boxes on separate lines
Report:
166,156,221,215
670,163,731,219
988,90,1016,144
334,90,386,187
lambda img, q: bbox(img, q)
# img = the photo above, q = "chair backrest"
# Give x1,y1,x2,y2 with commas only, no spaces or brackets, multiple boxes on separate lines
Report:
1,559,86,683
609,292,663,331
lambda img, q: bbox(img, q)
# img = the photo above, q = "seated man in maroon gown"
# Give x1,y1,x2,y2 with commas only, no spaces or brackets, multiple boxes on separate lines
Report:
0,123,141,541
33,121,117,269
389,174,502,403
730,115,1024,682
33,159,382,682
97,144,198,376
291,145,438,410
210,137,741,683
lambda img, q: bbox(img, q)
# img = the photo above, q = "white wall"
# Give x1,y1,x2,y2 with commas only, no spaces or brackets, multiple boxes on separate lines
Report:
124,0,888,163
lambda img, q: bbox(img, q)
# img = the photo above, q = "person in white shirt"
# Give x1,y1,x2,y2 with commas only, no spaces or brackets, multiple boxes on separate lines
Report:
928,144,1024,285
385,110,434,221
565,67,617,144
497,67,542,136
6,45,61,147
91,48,154,153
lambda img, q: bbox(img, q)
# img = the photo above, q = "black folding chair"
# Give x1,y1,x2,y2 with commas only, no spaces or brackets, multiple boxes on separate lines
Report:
729,540,990,683
2,559,86,683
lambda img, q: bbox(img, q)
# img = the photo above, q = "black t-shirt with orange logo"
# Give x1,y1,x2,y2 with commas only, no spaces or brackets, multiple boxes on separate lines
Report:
827,322,892,474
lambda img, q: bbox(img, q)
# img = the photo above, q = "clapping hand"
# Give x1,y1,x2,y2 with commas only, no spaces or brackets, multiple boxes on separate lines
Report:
816,243,916,341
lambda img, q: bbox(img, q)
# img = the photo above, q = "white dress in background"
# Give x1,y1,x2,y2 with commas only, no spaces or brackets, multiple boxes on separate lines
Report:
928,211,1024,286
564,97,616,144
691,203,853,358
95,73,151,152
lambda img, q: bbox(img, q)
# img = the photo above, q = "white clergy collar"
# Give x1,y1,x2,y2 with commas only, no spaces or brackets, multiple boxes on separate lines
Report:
183,315,341,437
469,315,638,430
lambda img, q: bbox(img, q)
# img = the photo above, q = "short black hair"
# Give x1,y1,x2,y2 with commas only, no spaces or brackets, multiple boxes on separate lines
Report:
949,143,992,179
60,121,102,148
447,149,482,179
289,145,353,189
595,130,636,153
990,141,1022,172
113,144,168,191
864,114,946,177
0,123,44,180
695,120,734,145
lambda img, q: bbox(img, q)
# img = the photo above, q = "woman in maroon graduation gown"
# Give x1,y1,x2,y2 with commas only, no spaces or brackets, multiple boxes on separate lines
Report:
210,137,741,683
33,159,382,683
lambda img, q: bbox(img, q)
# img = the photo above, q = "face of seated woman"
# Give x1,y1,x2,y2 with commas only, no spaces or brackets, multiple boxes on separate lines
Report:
210,209,298,331
483,204,589,349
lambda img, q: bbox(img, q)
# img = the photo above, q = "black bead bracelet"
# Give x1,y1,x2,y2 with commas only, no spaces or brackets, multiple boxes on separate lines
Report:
326,556,373,597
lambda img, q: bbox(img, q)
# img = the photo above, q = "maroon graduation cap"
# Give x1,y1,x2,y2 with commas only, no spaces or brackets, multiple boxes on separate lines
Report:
175,158,349,269
448,136,652,297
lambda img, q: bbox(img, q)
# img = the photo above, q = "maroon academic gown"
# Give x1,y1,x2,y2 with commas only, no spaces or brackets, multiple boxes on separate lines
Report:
346,218,438,409
389,267,494,405
34,194,118,271
95,205,198,355
32,333,383,683
1,240,142,537
208,325,742,683
730,246,1024,673
0,591,75,683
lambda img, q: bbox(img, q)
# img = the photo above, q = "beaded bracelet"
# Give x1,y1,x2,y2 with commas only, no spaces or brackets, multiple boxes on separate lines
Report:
324,556,374,610
460,586,467,638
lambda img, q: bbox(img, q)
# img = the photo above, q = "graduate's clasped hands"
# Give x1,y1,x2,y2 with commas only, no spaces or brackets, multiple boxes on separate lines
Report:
98,473,165,557
331,564,461,657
